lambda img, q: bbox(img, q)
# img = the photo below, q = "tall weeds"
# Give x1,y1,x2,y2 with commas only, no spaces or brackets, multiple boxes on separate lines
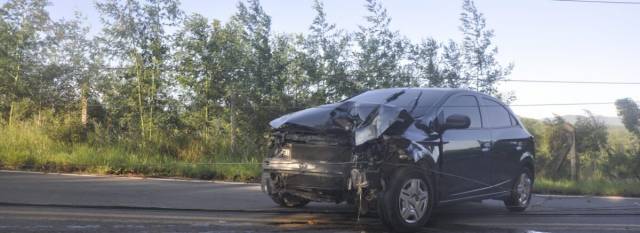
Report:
0,122,262,181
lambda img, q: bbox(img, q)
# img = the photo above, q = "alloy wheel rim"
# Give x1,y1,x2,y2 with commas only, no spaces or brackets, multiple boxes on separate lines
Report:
516,173,532,206
398,178,429,224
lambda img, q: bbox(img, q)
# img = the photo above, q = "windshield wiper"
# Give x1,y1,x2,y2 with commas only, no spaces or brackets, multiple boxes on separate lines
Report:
385,90,406,103
409,91,423,114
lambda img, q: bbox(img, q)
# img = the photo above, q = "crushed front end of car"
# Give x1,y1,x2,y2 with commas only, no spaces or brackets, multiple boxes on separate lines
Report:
261,89,441,213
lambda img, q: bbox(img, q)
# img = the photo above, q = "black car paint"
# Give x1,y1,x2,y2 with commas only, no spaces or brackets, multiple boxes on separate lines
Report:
262,88,534,206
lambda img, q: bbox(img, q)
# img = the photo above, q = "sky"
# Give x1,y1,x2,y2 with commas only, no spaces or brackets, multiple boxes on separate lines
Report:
34,0,640,119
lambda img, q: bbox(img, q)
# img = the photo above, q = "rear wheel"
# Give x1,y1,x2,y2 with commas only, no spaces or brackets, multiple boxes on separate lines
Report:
269,193,310,208
504,167,533,212
379,168,434,233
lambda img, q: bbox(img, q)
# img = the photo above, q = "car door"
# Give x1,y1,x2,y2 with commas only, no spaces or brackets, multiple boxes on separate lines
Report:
440,94,493,200
480,97,526,191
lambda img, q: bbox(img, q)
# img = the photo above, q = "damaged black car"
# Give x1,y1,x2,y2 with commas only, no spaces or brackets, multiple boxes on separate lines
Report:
262,88,535,232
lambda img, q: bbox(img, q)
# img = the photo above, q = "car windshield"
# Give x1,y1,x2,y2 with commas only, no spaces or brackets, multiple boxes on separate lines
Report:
347,88,447,116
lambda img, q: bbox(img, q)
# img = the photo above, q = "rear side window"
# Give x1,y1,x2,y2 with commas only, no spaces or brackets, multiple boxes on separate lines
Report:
481,98,512,128
510,114,519,126
442,95,481,128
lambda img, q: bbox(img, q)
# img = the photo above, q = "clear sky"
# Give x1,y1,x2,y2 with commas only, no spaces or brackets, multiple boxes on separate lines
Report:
35,0,640,119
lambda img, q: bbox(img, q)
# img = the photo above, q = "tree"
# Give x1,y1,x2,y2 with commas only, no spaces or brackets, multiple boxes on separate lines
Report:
574,110,608,154
440,40,470,88
544,116,576,179
615,98,640,137
96,0,183,141
353,0,411,90
175,14,221,137
574,111,608,179
53,12,99,132
0,0,52,126
459,0,512,99
300,0,352,103
409,38,443,87
231,0,276,139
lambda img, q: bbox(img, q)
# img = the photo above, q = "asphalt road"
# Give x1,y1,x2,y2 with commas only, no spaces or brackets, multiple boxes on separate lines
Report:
1,170,639,233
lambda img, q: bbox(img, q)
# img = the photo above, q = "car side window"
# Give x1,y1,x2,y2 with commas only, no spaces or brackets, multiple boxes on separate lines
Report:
442,95,482,128
510,114,519,126
481,98,512,128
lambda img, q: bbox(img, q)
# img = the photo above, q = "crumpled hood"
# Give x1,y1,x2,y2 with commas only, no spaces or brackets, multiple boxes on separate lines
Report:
269,103,342,132
270,101,414,146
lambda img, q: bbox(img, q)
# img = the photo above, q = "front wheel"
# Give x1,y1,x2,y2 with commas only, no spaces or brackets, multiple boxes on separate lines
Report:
504,167,533,212
379,168,435,233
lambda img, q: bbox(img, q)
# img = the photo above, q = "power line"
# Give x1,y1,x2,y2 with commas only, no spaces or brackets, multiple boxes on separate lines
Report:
503,79,640,85
509,102,619,107
552,0,640,4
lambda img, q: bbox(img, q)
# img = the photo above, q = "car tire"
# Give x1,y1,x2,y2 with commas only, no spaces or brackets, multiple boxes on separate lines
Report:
504,167,533,212
270,193,310,208
379,167,435,233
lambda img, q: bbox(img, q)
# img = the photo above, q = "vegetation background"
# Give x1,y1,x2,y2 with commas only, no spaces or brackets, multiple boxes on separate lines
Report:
1,0,639,195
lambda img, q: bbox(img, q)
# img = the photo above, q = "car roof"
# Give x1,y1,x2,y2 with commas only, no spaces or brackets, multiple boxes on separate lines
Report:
368,87,508,107
371,87,478,96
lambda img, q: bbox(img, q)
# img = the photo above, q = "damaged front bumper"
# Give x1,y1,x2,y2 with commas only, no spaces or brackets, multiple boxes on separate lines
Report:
261,157,380,205
262,158,350,191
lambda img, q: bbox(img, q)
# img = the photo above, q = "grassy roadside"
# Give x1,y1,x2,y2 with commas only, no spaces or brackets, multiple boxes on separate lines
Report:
534,177,640,197
0,124,262,182
0,154,262,182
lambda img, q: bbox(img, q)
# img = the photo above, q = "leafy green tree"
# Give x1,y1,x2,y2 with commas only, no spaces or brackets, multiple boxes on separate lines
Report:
615,98,640,137
574,111,608,178
231,0,308,139
459,0,512,99
231,0,277,138
300,0,353,103
96,0,183,140
175,14,225,137
544,116,574,179
440,40,470,88
574,110,608,154
52,12,100,132
353,0,411,90
409,38,443,87
0,0,51,126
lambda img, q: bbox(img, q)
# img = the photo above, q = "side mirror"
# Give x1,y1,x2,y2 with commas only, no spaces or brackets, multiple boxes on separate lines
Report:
444,114,471,130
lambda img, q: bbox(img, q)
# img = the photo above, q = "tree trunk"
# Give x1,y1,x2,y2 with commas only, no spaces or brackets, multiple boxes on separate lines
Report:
81,82,89,128
8,102,14,127
149,58,157,141
569,128,578,181
204,73,211,141
135,55,146,142
37,107,41,127
80,81,89,141
229,98,237,155
8,64,21,127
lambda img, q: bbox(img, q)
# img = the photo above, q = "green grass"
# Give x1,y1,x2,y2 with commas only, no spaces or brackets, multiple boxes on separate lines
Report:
534,177,640,197
0,124,262,182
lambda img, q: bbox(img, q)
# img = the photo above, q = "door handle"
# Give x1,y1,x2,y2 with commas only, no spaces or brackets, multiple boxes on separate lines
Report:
479,141,492,152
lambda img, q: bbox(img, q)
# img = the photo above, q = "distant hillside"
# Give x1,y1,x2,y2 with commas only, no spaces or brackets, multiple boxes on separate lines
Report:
542,115,623,127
